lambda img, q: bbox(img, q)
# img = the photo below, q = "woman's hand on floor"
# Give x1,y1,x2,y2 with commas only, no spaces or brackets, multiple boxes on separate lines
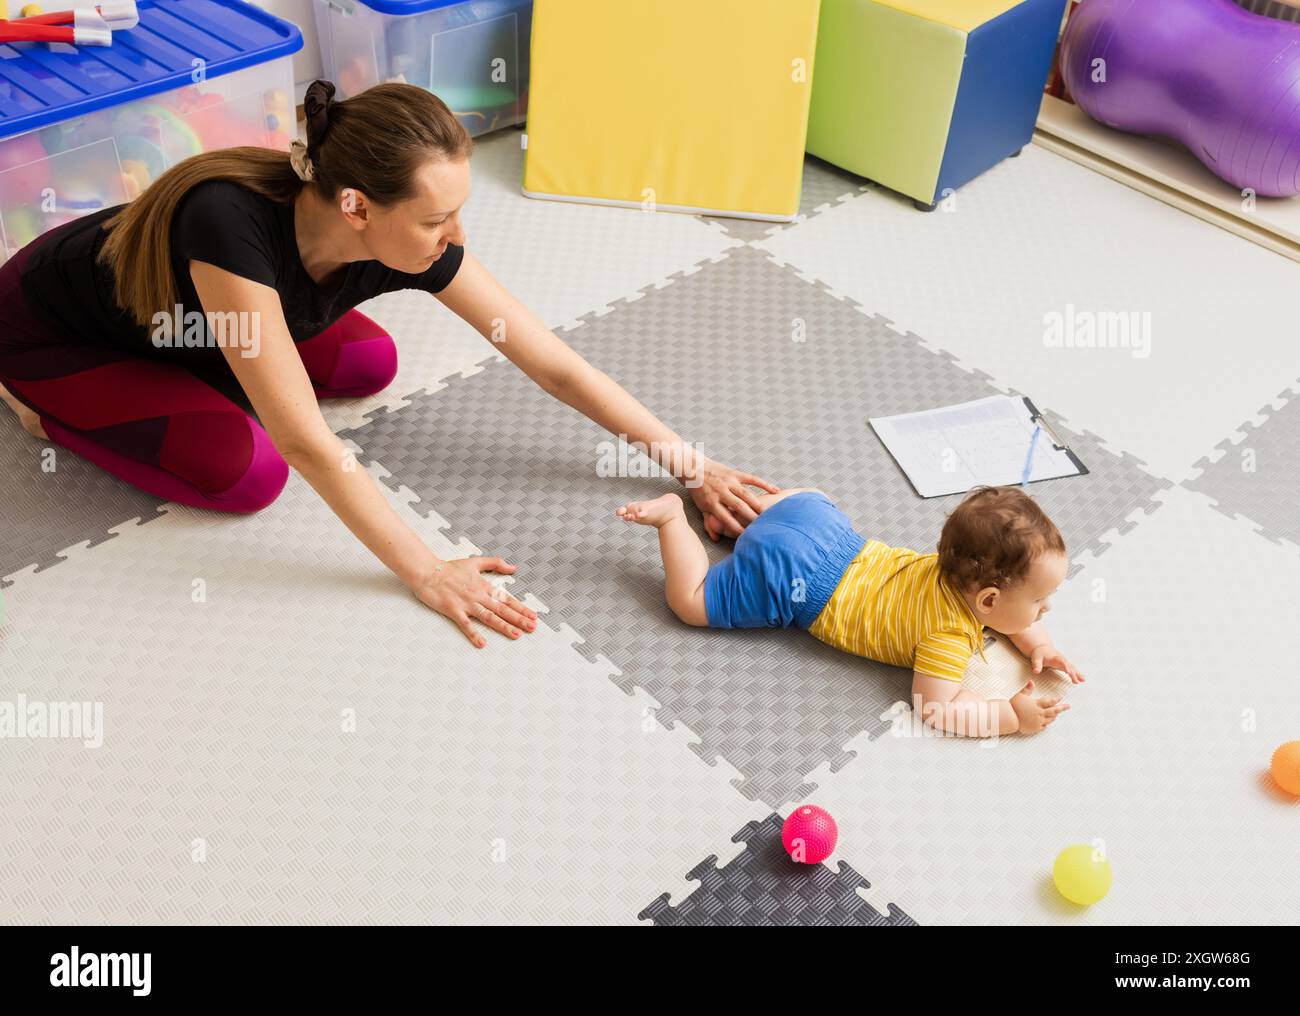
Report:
687,457,780,540
408,556,538,649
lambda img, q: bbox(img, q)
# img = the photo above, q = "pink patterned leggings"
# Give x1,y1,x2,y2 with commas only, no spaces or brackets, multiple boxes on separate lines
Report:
0,241,396,514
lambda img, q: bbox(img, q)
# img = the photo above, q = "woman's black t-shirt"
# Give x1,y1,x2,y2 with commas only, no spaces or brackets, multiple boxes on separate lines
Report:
18,179,465,378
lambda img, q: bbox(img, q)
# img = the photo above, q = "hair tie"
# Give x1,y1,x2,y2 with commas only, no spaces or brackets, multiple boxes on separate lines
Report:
289,138,315,182
303,79,337,150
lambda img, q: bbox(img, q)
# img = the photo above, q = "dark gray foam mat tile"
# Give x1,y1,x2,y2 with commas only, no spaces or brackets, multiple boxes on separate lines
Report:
339,245,1169,806
638,814,917,926
701,154,869,241
0,413,166,587
1184,383,1300,551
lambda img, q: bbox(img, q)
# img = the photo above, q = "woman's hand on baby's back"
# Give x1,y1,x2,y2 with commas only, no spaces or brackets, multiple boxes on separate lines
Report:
407,555,538,649
686,456,779,540
1010,680,1069,734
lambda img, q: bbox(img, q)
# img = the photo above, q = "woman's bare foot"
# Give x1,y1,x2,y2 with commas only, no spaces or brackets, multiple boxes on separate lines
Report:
615,492,686,528
0,382,47,440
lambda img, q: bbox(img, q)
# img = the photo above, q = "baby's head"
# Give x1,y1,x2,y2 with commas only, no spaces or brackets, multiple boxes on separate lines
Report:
937,486,1067,636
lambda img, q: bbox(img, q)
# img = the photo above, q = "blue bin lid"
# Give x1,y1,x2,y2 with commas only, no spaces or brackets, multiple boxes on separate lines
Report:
0,0,303,141
345,0,485,14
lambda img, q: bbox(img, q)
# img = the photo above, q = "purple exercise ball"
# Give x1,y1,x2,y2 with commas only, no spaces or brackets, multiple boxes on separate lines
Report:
1061,0,1300,197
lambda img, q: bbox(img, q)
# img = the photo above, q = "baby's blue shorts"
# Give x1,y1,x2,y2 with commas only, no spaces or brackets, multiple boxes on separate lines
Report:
703,491,867,630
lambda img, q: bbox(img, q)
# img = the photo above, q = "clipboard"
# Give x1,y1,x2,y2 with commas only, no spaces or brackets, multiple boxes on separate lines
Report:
869,395,1089,499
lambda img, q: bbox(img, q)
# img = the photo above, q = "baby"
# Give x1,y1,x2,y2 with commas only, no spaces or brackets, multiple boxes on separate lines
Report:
616,485,1084,737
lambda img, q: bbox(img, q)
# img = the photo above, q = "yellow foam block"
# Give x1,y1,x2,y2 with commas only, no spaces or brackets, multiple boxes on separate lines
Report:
523,0,821,221
874,0,1024,34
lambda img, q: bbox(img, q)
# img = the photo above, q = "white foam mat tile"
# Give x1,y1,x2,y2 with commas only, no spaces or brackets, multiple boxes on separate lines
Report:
801,486,1299,925
758,145,1300,485
316,130,744,430
316,288,500,433
461,129,744,332
0,467,766,924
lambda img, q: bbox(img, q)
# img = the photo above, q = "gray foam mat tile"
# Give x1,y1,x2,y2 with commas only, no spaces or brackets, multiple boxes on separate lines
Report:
0,412,166,588
638,813,917,926
338,245,1169,807
1184,382,1300,551
701,154,869,242
0,464,773,924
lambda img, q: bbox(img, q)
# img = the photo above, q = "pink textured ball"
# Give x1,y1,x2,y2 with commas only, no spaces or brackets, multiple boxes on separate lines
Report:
782,805,838,864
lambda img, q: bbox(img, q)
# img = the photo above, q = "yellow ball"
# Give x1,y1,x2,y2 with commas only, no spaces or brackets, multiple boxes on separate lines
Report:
1271,741,1300,796
1053,844,1112,905
20,3,44,17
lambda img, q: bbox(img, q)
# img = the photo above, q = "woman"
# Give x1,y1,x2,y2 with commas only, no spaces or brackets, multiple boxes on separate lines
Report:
0,80,778,650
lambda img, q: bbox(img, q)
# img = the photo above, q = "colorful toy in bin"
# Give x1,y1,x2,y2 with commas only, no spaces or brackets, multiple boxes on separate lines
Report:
0,0,302,263
523,0,821,221
1061,0,1300,198
4,206,46,250
808,0,1068,211
0,134,52,205
114,103,203,164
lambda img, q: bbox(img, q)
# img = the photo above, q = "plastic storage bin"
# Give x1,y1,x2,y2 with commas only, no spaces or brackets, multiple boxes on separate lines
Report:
311,0,532,137
0,0,302,264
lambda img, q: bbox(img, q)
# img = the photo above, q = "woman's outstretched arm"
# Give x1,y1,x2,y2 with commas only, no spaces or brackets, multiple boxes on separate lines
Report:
436,250,779,538
190,260,537,649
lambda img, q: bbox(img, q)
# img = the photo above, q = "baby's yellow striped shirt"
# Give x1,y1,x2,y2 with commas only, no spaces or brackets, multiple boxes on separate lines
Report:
807,539,987,682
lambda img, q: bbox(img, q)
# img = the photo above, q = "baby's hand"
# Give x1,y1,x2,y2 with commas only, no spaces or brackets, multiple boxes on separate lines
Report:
1030,644,1085,684
1010,680,1069,734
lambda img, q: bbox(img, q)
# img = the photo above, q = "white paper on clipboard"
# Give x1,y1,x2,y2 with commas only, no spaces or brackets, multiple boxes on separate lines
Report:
869,395,1087,499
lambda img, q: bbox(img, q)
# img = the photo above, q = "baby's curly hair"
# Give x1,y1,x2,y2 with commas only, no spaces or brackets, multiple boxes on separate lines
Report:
937,486,1065,593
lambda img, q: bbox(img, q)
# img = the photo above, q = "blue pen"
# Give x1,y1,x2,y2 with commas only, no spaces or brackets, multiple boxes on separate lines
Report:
1021,424,1042,487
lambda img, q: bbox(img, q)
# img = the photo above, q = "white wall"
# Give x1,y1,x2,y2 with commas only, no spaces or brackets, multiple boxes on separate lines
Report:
249,0,323,101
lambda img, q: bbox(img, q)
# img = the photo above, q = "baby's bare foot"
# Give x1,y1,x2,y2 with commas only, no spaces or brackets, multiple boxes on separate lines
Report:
615,492,685,528
0,382,47,440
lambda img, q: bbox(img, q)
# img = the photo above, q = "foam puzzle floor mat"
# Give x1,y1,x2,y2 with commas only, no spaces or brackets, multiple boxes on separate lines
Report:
1185,379,1300,553
808,486,1300,925
2,129,1297,924
638,814,917,927
0,466,771,924
758,145,1300,485
0,412,166,587
338,243,1169,807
